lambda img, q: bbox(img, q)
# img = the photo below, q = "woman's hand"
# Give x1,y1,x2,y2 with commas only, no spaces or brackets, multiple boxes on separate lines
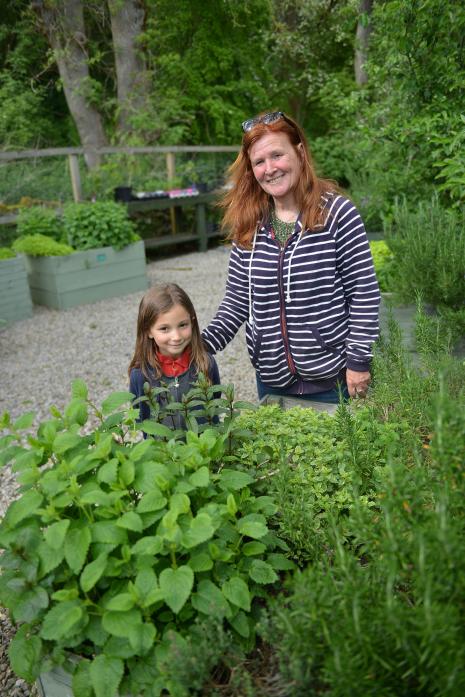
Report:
346,369,371,398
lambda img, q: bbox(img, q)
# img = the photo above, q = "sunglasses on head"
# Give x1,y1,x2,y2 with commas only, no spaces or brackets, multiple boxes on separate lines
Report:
241,111,287,133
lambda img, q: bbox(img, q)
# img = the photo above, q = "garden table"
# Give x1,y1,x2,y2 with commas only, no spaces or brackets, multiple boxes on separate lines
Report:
126,191,221,252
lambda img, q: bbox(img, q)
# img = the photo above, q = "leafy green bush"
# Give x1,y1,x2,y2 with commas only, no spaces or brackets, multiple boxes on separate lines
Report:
0,379,291,696
260,381,465,696
233,403,406,564
63,201,139,251
369,240,395,292
0,247,16,259
16,205,64,241
385,196,465,308
12,233,74,257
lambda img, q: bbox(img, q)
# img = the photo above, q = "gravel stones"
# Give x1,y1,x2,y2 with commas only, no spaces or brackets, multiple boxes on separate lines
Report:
0,611,38,697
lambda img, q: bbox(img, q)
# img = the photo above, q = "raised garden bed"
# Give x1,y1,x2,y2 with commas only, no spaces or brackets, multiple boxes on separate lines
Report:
0,255,33,325
23,240,148,310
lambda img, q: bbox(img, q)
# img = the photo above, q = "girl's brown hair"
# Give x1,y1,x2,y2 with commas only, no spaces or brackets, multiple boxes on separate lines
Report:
128,283,211,382
220,112,339,248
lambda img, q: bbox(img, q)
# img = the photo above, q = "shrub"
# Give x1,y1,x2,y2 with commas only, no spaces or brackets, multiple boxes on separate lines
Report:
0,247,16,259
370,304,465,435
16,205,64,242
63,201,139,251
260,381,465,697
369,239,395,292
0,379,291,697
384,196,465,308
233,403,406,564
12,233,74,257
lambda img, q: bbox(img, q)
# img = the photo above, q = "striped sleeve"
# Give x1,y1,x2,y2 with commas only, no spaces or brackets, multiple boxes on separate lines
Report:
332,198,380,371
202,243,250,354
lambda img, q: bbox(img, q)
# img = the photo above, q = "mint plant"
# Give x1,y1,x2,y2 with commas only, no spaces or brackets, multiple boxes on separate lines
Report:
0,379,292,697
63,201,139,251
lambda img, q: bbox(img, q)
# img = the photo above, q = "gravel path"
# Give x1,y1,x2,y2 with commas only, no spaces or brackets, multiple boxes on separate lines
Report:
0,243,256,695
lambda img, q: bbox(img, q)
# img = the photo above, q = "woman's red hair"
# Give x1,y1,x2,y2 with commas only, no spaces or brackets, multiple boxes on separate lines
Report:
220,112,339,248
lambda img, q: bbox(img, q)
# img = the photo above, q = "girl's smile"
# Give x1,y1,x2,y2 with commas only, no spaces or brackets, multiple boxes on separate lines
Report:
148,304,193,358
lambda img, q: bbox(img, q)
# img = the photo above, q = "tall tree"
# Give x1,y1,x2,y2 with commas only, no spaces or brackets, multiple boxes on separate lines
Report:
31,0,108,168
354,0,373,85
107,0,150,138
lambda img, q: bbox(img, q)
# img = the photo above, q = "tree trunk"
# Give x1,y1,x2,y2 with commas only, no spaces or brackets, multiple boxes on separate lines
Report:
355,0,373,86
31,0,108,168
107,0,150,138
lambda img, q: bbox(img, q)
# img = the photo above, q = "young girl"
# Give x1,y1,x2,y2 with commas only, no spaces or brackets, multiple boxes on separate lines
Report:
128,283,220,428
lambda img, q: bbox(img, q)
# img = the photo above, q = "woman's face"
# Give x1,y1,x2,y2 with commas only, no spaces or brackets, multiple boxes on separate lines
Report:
249,131,303,207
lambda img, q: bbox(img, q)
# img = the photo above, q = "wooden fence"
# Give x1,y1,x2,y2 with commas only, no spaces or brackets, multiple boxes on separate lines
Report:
0,145,239,220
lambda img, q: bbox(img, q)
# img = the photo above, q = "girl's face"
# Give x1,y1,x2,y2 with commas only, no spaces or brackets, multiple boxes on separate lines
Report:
249,131,303,207
148,304,193,358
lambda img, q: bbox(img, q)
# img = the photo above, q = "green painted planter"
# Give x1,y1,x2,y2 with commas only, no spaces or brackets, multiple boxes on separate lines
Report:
37,662,133,697
0,255,33,325
37,665,74,697
23,240,148,310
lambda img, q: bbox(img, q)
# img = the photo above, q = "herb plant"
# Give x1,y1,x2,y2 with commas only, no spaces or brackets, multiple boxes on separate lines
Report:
16,206,65,242
0,379,291,697
233,403,406,564
0,247,16,259
12,233,74,256
260,381,465,696
385,196,465,308
369,239,395,292
63,201,139,251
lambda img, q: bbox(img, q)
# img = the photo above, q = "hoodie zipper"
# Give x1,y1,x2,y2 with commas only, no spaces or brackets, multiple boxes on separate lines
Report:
277,237,296,377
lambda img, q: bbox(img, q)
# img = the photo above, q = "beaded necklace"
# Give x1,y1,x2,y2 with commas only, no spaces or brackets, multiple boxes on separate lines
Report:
270,208,297,245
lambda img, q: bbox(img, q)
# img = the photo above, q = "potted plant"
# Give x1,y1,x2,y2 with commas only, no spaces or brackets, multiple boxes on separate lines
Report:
13,202,148,310
0,379,293,696
0,247,33,326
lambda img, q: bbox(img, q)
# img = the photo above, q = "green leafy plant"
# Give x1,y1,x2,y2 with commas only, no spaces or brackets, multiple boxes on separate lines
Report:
63,201,139,251
260,380,465,696
369,239,395,292
0,247,16,259
232,404,405,564
16,205,65,242
0,379,291,696
12,233,74,257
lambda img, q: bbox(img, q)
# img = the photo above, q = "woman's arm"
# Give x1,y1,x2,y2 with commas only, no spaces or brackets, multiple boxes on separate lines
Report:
333,197,380,374
201,244,251,354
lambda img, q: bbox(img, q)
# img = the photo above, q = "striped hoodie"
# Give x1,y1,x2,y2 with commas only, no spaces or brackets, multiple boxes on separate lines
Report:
202,194,380,391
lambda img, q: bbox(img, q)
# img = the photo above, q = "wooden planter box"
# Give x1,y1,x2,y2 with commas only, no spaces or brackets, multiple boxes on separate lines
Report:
0,255,33,325
23,240,148,310
37,663,133,697
37,665,74,697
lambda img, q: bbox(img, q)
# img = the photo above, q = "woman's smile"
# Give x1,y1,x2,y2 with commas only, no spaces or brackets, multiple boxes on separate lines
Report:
250,132,303,206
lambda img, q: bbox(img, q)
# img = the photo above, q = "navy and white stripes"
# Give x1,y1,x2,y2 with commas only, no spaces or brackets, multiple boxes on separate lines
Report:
202,194,380,388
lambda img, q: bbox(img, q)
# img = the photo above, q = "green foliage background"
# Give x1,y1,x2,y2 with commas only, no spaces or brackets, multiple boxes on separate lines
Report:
1,0,464,220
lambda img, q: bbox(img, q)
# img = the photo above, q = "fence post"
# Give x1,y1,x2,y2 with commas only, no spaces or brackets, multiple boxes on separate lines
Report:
165,151,176,234
68,154,82,202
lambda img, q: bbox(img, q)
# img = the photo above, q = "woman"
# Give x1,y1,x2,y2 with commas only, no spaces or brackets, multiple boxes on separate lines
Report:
202,111,380,403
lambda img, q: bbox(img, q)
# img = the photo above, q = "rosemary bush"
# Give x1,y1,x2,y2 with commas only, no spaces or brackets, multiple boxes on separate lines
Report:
385,196,465,308
261,380,465,696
